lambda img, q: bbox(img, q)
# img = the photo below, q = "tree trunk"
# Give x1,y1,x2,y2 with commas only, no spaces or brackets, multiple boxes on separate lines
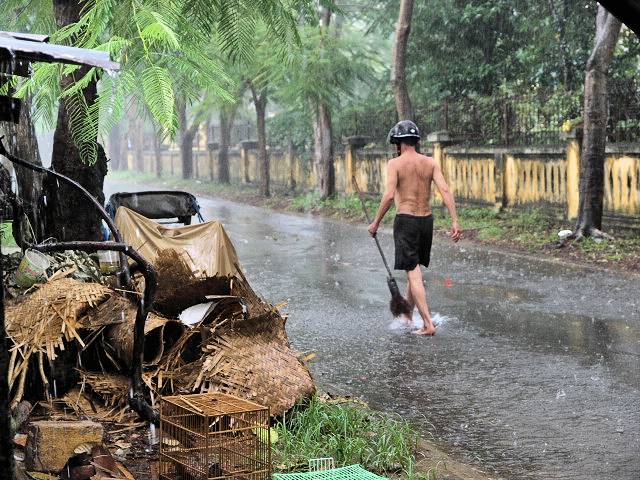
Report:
251,85,270,197
44,0,107,242
119,122,129,171
107,121,123,171
2,95,45,239
133,118,144,172
311,101,334,199
573,7,621,238
391,0,414,121
218,107,237,184
153,129,163,178
177,98,196,180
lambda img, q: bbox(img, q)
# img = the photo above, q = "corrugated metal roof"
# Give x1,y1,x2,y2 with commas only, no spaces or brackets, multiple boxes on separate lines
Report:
0,31,119,72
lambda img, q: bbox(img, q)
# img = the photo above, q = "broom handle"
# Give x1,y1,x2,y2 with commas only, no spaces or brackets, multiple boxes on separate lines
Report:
352,177,394,278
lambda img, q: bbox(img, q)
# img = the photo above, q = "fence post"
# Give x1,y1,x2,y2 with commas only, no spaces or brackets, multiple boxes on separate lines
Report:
426,131,453,178
565,127,582,220
287,140,297,191
427,131,453,207
240,140,258,184
495,150,506,210
343,136,369,194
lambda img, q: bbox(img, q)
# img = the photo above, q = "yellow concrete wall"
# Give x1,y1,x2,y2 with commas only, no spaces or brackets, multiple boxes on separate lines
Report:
443,150,497,206
503,151,567,207
605,155,639,215
130,140,640,224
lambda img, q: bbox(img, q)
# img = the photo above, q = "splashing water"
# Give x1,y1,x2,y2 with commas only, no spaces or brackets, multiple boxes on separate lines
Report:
388,311,451,331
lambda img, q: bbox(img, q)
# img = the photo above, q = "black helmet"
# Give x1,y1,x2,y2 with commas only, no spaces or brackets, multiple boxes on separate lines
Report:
387,120,420,145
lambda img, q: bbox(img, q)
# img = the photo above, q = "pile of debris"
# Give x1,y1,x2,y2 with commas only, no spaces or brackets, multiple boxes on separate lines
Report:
4,206,316,478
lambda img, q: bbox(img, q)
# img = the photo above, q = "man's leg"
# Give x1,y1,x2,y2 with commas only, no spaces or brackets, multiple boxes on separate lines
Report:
406,265,436,335
403,280,416,324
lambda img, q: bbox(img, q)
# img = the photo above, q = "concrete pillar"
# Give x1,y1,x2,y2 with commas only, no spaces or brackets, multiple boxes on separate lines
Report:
343,136,369,194
426,130,453,176
565,128,582,220
426,131,454,207
241,140,258,184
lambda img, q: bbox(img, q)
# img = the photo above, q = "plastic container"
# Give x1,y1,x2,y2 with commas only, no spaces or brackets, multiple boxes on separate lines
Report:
15,249,50,288
98,250,120,275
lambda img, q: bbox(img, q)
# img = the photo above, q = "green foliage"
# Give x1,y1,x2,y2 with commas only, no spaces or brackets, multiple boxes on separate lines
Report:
476,225,505,243
509,208,554,230
273,394,420,474
267,14,387,149
0,0,317,164
347,0,604,105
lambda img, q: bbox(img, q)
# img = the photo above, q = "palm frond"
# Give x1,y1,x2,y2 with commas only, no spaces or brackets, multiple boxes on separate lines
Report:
133,8,181,50
141,64,178,138
15,62,63,130
64,82,101,164
95,76,125,134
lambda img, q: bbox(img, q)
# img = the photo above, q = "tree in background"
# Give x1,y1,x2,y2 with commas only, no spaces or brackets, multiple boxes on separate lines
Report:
365,0,596,103
391,0,413,120
250,77,271,197
240,24,300,198
270,7,380,198
573,6,622,238
311,7,336,199
216,79,247,184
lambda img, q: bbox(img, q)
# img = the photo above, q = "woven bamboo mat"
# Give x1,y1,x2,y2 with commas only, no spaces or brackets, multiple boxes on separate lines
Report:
5,272,316,419
5,278,113,406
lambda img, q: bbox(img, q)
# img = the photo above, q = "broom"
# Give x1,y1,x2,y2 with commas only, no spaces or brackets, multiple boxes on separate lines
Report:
352,177,412,318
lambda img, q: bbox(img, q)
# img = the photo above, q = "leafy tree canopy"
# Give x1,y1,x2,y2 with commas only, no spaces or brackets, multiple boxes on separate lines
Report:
0,0,330,160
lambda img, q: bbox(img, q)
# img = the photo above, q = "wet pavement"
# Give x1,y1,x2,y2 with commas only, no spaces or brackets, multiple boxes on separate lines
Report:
107,183,640,480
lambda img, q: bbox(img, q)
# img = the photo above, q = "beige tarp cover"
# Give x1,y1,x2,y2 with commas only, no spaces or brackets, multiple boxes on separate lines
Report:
115,206,241,278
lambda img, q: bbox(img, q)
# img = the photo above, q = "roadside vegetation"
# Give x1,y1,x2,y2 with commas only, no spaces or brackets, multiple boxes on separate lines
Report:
272,393,441,480
111,171,640,274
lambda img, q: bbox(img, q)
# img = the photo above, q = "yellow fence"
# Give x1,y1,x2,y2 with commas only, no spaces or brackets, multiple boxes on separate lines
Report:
605,154,640,216
128,132,640,225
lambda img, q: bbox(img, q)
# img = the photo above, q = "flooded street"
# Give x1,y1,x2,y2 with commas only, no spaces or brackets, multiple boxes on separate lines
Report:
109,184,640,480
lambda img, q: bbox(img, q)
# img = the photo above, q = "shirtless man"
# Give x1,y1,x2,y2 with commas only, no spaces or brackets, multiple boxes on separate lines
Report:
368,120,461,335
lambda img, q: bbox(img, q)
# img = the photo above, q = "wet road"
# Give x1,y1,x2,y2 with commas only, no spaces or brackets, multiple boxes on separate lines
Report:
107,184,640,479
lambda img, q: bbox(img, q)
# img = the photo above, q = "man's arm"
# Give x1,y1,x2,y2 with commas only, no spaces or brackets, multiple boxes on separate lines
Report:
368,161,397,237
432,163,462,242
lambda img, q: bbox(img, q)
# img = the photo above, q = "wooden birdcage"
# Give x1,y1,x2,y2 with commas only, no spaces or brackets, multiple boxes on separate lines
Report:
159,393,271,480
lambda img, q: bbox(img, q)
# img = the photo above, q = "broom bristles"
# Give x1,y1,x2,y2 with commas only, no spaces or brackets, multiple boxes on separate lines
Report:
390,294,412,318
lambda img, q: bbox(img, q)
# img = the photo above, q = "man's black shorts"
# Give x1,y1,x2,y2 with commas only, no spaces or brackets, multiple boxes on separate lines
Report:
393,213,434,271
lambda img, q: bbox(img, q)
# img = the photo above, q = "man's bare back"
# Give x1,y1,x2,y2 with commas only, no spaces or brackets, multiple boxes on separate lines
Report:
390,151,436,217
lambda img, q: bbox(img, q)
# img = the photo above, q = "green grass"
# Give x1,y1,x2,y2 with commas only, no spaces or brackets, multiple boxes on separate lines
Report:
272,394,439,478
